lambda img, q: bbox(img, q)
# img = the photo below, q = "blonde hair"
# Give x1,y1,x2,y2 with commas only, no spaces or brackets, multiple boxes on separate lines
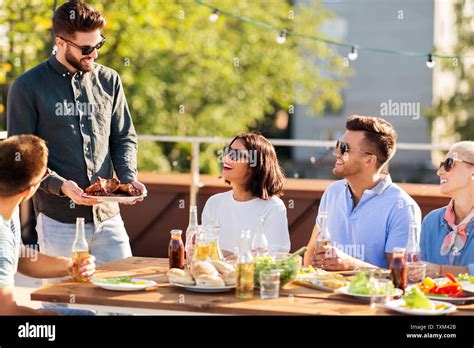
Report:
450,141,474,163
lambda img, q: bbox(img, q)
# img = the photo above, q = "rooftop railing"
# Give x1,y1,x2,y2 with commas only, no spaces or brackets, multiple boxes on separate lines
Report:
1,131,451,204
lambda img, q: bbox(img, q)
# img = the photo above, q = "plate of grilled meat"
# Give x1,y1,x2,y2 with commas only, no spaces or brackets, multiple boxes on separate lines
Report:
83,177,146,203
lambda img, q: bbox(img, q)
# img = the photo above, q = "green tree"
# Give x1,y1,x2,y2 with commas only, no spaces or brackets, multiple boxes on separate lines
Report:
1,0,348,174
428,0,474,141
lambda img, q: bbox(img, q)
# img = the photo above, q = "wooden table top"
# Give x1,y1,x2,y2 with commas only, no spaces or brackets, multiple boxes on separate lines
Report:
31,257,474,316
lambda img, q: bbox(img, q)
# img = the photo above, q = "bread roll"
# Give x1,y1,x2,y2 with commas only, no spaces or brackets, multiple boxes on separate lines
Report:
211,261,236,276
195,275,225,287
190,261,219,278
221,271,237,286
167,268,195,286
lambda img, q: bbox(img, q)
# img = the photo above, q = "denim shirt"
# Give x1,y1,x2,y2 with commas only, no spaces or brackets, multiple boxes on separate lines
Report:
7,56,138,224
420,206,474,273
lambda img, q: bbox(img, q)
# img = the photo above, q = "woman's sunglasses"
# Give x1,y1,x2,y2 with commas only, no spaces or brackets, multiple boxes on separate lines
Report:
335,140,374,156
439,157,474,172
58,35,106,55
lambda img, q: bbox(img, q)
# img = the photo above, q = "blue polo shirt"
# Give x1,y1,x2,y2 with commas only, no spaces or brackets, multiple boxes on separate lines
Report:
420,207,474,273
316,174,422,268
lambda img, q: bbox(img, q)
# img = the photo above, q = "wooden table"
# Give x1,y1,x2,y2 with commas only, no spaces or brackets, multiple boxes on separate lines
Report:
31,257,474,315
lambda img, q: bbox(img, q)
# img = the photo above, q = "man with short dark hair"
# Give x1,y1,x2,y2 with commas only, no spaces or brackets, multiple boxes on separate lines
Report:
0,135,95,315
7,1,145,265
304,115,422,270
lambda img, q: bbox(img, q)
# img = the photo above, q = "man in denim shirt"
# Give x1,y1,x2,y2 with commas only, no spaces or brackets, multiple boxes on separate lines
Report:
7,1,146,265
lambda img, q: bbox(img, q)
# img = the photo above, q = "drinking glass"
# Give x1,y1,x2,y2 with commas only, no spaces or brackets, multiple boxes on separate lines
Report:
259,270,281,299
369,278,392,309
407,261,426,285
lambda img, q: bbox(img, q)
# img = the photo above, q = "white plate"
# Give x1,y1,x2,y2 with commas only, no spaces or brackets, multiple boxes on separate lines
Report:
91,278,156,291
338,286,403,299
385,299,457,316
170,282,235,293
459,280,474,294
82,194,147,203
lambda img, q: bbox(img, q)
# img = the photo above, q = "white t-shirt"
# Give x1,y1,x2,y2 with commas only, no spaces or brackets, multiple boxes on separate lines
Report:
201,190,291,254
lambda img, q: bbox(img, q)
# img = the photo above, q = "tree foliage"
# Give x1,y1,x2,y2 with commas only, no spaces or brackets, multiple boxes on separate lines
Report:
1,0,348,174
427,0,474,141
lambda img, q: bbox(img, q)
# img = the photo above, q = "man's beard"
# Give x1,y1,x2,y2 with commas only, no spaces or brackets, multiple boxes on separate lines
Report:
65,47,94,72
332,161,363,178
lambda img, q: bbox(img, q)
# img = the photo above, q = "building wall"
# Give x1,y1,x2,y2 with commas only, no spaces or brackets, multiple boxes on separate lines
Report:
293,0,434,169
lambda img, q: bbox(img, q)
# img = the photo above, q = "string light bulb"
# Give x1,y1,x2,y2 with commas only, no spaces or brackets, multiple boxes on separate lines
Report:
209,9,219,22
276,30,287,44
426,53,435,68
196,2,461,65
348,45,358,61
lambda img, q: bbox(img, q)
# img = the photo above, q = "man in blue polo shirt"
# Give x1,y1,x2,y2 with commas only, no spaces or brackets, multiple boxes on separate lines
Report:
304,115,421,269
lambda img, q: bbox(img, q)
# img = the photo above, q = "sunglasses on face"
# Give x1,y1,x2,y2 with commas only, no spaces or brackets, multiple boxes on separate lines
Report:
439,157,474,172
18,170,49,194
31,170,50,187
58,35,106,55
223,146,249,161
335,140,374,157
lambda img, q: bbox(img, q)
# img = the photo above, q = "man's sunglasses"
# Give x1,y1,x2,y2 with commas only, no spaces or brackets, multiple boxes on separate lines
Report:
223,146,249,161
336,140,374,156
18,170,49,193
30,170,50,187
58,35,106,55
439,157,474,172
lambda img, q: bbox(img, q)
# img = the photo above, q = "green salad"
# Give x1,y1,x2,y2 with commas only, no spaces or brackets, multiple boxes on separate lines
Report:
93,277,147,285
348,271,372,294
457,273,474,283
348,271,395,295
254,254,301,287
404,287,433,310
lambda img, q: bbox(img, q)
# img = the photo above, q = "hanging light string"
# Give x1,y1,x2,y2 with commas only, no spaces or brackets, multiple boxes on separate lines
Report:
194,0,462,68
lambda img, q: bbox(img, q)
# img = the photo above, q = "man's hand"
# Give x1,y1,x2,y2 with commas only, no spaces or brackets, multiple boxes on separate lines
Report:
61,180,99,206
312,245,357,271
67,255,96,281
120,181,147,205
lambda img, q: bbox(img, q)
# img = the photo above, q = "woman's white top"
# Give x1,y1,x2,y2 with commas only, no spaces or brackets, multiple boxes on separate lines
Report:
201,190,291,254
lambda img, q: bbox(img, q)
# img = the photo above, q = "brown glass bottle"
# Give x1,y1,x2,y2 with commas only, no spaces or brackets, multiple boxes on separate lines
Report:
390,247,407,292
169,229,185,269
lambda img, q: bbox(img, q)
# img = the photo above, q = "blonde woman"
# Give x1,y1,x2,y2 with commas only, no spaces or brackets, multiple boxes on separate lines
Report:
420,141,474,276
